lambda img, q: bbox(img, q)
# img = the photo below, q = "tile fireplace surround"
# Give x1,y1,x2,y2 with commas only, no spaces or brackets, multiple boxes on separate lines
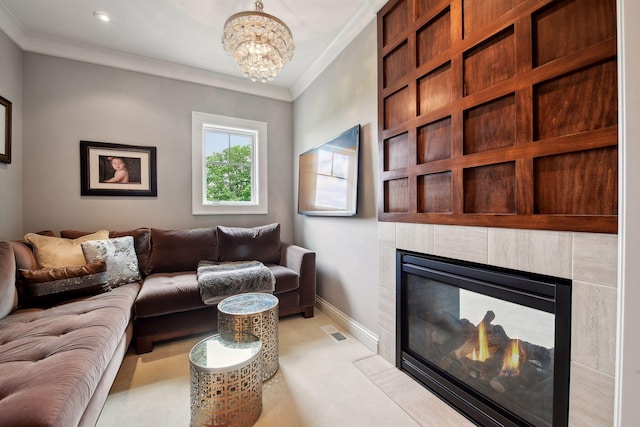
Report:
378,223,617,426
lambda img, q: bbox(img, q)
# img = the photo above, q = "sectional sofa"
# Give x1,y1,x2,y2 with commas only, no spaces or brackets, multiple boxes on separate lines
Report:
0,223,316,427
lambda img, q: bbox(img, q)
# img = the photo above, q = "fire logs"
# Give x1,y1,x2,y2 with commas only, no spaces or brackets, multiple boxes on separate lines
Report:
419,309,554,398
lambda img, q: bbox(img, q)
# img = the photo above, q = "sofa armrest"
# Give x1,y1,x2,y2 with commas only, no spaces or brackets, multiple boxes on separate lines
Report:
280,243,316,315
0,242,18,317
8,241,38,270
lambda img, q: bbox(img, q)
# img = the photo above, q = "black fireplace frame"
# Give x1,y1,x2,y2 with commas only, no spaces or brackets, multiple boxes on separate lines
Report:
396,250,571,427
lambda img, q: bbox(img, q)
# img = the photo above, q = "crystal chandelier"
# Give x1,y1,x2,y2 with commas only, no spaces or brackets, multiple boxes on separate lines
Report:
222,0,295,83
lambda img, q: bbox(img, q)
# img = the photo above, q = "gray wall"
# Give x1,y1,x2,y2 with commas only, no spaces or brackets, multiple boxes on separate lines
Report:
22,54,294,242
0,29,23,240
293,21,379,333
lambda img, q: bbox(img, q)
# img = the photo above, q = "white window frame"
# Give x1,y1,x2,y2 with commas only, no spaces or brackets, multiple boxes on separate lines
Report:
192,111,268,215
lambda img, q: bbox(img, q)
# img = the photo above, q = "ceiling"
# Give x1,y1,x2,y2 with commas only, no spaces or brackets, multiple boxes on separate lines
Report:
0,0,387,101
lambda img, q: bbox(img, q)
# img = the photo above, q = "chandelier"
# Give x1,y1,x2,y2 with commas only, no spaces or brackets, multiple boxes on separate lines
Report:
222,0,295,83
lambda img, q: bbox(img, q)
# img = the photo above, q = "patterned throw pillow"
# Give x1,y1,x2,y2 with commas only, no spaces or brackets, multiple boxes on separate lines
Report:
82,236,141,288
19,261,109,305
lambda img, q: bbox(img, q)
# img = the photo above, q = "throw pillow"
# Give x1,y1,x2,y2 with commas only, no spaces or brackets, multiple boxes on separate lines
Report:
216,223,281,264
0,242,18,320
61,228,152,277
19,261,109,304
23,230,109,268
148,227,217,274
81,236,141,288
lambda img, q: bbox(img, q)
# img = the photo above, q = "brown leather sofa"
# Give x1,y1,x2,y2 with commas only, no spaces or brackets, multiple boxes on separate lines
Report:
0,224,316,426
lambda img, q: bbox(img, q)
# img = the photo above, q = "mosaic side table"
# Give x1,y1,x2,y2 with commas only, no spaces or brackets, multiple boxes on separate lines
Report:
189,332,262,427
217,293,279,381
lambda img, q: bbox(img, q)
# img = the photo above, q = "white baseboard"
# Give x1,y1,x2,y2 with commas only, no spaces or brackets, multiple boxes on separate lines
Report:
315,296,378,353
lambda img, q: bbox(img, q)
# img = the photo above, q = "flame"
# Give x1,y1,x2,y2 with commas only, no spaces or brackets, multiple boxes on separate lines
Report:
501,339,521,376
476,322,490,362
469,322,490,362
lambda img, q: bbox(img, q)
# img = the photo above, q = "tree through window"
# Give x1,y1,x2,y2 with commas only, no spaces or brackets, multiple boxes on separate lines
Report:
205,130,253,202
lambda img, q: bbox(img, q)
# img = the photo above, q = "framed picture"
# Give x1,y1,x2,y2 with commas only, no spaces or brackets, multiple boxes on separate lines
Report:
80,140,157,196
0,95,11,164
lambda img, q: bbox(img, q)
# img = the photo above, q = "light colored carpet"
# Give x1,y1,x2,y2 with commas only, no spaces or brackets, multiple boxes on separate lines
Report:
96,309,471,427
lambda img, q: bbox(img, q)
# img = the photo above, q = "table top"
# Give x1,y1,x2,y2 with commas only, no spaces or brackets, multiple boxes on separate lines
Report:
218,292,279,316
189,333,261,371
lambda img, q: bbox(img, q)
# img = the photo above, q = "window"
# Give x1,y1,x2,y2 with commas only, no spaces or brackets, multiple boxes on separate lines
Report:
192,112,268,214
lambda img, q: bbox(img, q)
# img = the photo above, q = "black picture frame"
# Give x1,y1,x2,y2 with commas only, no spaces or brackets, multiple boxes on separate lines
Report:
80,140,157,196
0,95,11,164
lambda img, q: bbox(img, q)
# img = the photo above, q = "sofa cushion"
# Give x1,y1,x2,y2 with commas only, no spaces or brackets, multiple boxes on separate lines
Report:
135,272,204,318
269,264,299,294
216,223,281,264
23,230,109,268
8,241,38,271
61,228,152,277
0,242,17,320
82,236,141,289
0,282,140,427
148,228,217,274
19,261,109,305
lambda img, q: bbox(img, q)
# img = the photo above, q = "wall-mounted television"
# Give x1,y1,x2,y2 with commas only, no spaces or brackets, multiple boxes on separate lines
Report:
298,124,360,217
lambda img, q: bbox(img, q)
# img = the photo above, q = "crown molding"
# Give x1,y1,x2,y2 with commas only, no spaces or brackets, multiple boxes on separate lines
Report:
0,2,26,46
27,35,294,101
290,0,387,99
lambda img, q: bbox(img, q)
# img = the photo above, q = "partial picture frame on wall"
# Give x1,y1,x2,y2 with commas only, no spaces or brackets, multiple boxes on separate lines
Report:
80,140,157,196
0,95,11,164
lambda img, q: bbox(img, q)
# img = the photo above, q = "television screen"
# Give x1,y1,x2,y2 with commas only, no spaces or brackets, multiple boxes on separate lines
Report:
298,125,360,216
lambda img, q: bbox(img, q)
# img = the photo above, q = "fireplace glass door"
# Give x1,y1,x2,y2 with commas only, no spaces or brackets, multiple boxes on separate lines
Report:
398,252,571,427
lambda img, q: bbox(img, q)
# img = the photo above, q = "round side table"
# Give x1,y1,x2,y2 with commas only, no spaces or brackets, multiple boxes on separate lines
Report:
189,332,262,427
217,293,279,381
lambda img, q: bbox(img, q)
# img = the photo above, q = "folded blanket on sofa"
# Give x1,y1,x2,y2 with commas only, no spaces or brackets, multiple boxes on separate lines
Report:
197,260,275,305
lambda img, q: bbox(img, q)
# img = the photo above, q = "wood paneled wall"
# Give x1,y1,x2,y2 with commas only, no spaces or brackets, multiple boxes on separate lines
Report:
377,0,618,233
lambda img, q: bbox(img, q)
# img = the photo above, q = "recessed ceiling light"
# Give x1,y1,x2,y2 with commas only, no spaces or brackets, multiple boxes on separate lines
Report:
94,10,111,23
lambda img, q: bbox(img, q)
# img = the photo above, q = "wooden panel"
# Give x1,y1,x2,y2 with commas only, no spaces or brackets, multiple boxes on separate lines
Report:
418,172,452,213
385,132,410,170
464,94,516,154
534,147,618,215
383,0,410,47
377,0,618,233
384,41,411,88
462,0,516,39
417,0,446,18
463,26,515,95
533,0,617,67
418,62,453,115
384,178,410,212
418,117,452,163
417,8,451,66
384,87,411,129
534,59,618,140
464,162,516,214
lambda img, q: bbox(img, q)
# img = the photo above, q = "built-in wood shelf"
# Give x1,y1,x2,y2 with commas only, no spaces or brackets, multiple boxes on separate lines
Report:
377,0,618,233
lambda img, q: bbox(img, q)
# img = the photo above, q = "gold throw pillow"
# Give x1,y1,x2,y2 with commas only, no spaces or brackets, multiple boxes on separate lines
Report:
23,230,109,268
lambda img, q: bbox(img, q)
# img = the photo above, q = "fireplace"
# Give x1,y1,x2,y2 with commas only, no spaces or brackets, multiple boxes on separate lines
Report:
396,251,571,427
